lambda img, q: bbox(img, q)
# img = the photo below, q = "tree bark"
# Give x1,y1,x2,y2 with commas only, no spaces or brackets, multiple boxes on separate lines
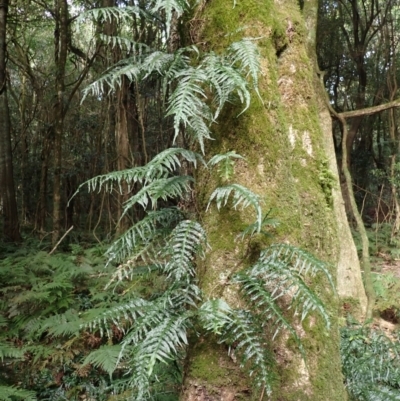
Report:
0,0,21,242
51,0,68,245
182,0,366,399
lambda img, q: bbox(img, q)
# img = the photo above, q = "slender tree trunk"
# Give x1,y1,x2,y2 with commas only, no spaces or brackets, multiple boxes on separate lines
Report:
115,81,132,234
0,0,21,242
51,0,68,245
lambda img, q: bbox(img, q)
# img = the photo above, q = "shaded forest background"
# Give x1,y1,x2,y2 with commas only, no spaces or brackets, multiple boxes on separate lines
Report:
2,0,400,399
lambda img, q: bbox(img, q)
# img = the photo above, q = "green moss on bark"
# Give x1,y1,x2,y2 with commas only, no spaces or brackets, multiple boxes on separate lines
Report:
184,0,350,400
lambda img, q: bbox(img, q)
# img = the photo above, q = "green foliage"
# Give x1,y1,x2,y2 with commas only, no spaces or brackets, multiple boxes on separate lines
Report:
0,242,120,400
318,160,336,207
0,386,37,401
84,37,260,153
207,183,263,234
341,321,400,400
67,142,334,399
208,151,245,182
372,272,400,316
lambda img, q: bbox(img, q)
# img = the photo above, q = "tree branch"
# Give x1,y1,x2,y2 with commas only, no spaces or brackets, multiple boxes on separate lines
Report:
337,98,400,119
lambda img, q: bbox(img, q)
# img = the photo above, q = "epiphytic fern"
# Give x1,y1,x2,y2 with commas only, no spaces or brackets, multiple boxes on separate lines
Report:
207,183,263,234
208,151,245,182
79,219,204,399
245,244,334,328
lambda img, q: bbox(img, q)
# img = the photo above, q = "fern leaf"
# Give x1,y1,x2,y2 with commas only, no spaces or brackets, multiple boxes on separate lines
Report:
261,244,335,292
220,309,273,392
0,343,23,361
133,313,189,376
81,298,149,336
233,273,304,356
208,151,245,181
199,299,233,334
76,6,151,25
207,184,262,233
122,175,193,211
151,0,189,36
73,148,202,197
106,207,184,265
166,68,212,153
249,249,331,329
163,220,207,283
0,386,37,401
82,344,123,376
228,39,261,99
204,53,250,117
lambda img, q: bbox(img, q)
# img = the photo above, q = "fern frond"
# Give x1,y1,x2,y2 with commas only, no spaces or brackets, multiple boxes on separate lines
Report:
122,175,193,211
228,39,261,99
162,220,207,283
199,299,232,335
341,323,400,400
208,151,245,181
0,315,7,327
166,68,212,153
151,0,189,36
207,184,262,233
204,53,250,117
248,247,331,329
98,34,151,56
220,309,273,392
261,244,335,292
82,298,149,337
29,310,82,338
0,343,23,361
185,112,214,154
106,207,184,265
74,147,202,196
364,386,400,401
133,313,189,376
82,344,123,376
76,6,151,25
233,273,304,356
0,386,37,401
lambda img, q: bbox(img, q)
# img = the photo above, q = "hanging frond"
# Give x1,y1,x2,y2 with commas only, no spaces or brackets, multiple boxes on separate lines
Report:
76,6,152,25
151,0,190,36
228,38,261,98
261,244,335,292
207,184,263,233
219,309,274,392
233,273,304,356
98,34,151,56
133,313,190,376
106,207,184,266
199,298,233,335
81,298,150,337
208,151,246,181
122,175,194,211
247,245,332,328
204,53,251,117
162,220,207,283
73,147,202,197
166,68,211,142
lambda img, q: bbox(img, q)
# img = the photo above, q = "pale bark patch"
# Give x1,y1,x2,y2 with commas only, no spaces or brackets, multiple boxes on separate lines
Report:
302,130,313,157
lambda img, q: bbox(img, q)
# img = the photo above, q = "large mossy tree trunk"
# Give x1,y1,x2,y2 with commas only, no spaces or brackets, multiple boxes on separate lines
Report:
182,0,366,400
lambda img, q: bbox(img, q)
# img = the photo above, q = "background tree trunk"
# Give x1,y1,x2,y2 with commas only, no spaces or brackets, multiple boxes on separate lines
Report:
182,0,366,399
0,0,21,242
